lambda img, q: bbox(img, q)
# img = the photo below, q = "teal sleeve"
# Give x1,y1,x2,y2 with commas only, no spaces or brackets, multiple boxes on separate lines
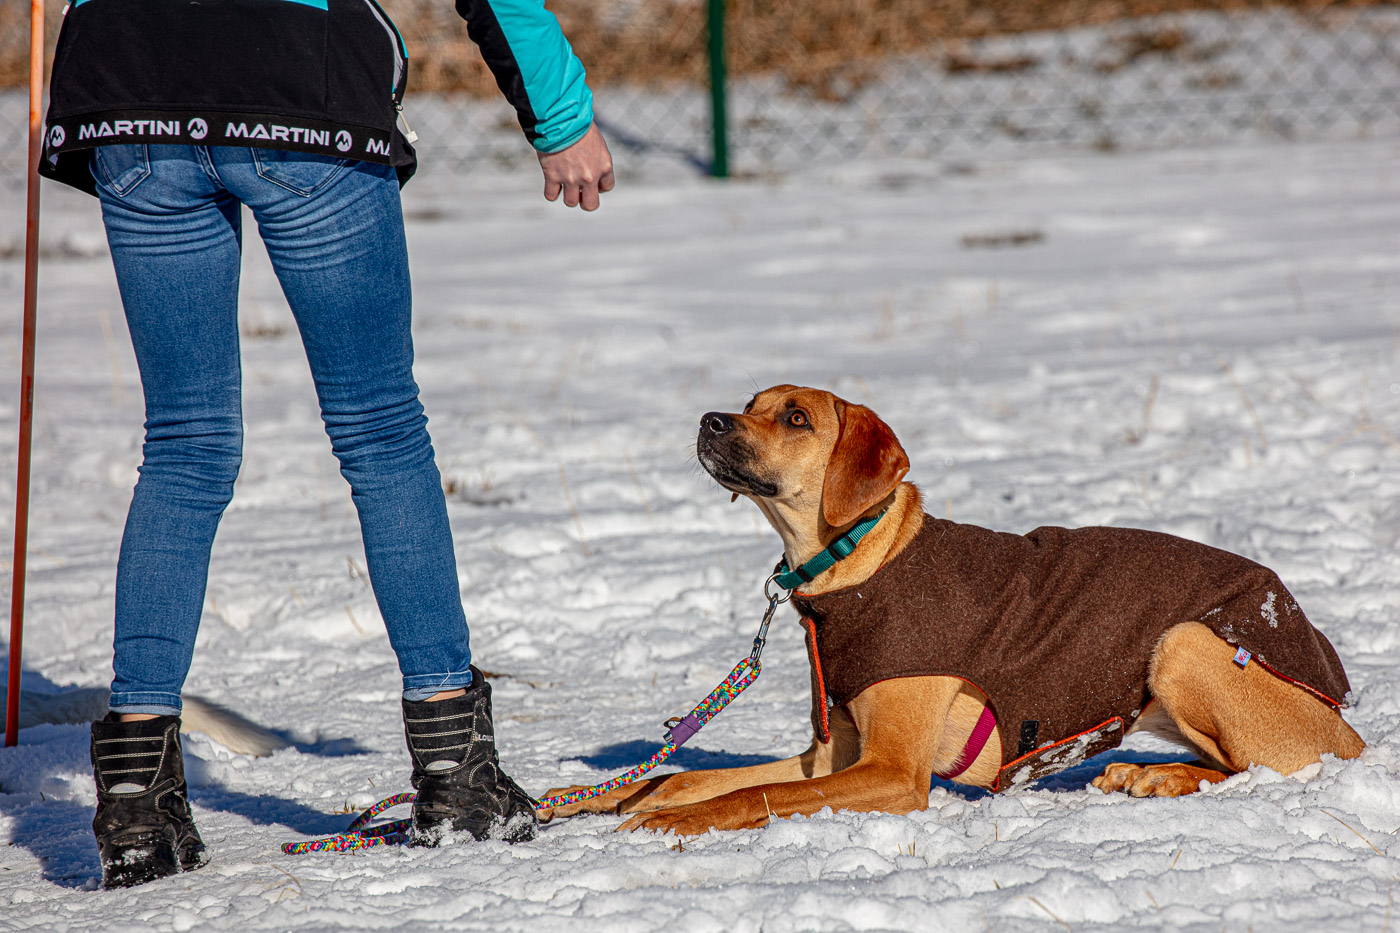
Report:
456,0,595,153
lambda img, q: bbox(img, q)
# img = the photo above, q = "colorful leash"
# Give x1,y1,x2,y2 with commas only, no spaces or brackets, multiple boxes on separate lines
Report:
282,569,790,856
282,792,417,854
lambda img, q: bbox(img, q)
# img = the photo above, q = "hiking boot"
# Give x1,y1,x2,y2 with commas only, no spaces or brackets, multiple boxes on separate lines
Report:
91,714,207,889
402,668,537,845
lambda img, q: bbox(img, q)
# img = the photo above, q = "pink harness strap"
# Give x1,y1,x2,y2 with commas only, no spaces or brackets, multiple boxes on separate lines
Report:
935,706,997,780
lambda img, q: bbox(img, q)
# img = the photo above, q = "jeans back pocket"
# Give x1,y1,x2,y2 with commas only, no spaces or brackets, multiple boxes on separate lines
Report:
251,149,350,197
92,144,152,198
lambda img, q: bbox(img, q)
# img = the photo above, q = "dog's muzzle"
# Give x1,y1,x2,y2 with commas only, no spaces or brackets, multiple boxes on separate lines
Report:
697,412,778,497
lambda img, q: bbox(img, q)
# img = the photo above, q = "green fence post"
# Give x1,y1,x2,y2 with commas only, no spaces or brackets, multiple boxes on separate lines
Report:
706,0,729,178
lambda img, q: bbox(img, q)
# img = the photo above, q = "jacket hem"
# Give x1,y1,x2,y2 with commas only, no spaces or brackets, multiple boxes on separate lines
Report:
43,108,400,166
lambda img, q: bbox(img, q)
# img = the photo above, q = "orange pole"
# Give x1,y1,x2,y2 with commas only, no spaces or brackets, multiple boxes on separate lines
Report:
7,0,44,747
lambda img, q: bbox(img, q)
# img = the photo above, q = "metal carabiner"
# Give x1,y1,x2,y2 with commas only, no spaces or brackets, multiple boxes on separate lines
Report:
749,595,780,663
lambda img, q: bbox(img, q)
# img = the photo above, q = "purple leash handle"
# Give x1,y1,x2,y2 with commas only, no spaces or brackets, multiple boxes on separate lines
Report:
664,713,704,748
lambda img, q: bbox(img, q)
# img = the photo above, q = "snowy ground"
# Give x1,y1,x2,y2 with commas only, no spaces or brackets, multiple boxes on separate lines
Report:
1,134,1400,930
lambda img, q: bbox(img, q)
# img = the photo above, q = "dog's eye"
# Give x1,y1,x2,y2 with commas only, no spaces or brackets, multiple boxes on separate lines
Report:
787,410,808,427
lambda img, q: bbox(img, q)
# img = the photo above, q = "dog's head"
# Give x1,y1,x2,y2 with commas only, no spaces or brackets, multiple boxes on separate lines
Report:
697,386,910,538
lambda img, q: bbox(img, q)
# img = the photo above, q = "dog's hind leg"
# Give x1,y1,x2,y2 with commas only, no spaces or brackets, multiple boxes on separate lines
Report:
1094,621,1364,798
1096,699,1228,796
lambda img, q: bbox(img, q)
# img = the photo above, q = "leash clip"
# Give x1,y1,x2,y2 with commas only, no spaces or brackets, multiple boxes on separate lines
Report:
750,598,779,664
754,561,792,661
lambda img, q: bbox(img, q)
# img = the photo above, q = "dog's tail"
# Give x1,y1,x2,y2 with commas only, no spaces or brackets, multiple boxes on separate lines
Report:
7,688,288,757
179,696,290,758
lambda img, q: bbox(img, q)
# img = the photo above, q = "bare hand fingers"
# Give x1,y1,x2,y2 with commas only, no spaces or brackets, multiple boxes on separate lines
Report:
551,178,600,211
536,123,614,209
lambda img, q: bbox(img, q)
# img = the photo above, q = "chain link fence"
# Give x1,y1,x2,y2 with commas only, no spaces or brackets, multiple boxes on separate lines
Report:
3,1,1400,178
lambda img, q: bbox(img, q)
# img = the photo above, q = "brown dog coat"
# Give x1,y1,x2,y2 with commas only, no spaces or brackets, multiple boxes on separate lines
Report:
793,515,1351,790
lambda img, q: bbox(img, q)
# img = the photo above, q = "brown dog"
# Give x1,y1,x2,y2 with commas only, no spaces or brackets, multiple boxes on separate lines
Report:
542,385,1364,834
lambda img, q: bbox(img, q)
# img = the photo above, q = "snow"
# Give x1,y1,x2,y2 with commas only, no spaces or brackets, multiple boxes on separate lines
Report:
1,132,1399,930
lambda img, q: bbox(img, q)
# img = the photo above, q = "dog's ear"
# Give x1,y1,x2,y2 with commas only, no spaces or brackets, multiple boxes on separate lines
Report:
821,402,909,528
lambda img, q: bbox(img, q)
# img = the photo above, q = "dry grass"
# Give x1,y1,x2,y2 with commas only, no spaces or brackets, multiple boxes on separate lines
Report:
380,0,1395,99
1,0,1390,95
1321,808,1386,855
0,0,58,88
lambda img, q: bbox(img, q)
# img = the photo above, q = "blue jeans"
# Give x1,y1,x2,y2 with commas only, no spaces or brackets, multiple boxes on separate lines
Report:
93,145,473,715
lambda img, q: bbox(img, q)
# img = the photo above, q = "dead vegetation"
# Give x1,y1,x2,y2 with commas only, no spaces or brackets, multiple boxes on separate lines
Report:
377,0,1395,100
1,0,1390,96
961,230,1047,249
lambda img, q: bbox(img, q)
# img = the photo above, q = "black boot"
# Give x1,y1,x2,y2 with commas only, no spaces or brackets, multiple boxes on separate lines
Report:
403,668,537,845
91,714,207,889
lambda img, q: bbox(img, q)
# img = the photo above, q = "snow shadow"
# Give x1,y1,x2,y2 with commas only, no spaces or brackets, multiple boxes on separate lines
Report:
0,657,66,694
571,739,782,771
190,786,359,837
929,775,993,800
289,735,372,757
1,794,102,888
0,715,106,888
927,747,1194,801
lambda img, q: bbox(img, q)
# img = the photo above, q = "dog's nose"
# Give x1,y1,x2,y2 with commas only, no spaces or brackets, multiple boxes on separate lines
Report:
700,412,733,436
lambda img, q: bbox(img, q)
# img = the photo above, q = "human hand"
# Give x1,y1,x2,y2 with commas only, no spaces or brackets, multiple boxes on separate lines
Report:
537,122,615,211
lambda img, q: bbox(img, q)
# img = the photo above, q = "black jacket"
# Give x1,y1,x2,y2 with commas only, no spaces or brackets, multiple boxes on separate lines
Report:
40,0,594,194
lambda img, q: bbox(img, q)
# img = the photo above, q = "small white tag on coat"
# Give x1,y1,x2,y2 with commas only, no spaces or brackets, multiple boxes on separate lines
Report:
396,109,419,144
1232,646,1251,668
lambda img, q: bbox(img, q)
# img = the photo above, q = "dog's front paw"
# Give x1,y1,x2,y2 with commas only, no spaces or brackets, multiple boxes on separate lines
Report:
538,784,625,821
1092,762,1229,797
618,799,767,835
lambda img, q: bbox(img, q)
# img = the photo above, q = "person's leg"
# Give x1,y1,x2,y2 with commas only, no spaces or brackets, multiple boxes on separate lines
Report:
90,143,234,886
212,148,472,696
95,145,245,719
215,149,534,842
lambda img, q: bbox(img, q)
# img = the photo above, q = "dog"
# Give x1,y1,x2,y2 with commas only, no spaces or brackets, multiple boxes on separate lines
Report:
542,385,1364,834
4,687,287,757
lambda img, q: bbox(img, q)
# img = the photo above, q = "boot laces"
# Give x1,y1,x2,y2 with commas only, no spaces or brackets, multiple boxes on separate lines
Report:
94,733,169,794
